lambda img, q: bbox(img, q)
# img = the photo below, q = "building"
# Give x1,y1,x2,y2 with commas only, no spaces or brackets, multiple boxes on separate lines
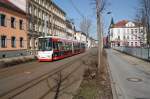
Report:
9,0,77,52
75,31,97,48
109,20,146,47
27,0,67,52
0,0,28,58
65,19,75,40
75,31,86,43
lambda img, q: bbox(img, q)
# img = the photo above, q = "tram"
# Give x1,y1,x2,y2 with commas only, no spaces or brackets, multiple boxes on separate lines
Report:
37,36,86,62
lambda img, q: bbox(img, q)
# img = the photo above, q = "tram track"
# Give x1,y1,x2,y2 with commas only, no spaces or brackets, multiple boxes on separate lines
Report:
38,64,82,99
0,52,89,99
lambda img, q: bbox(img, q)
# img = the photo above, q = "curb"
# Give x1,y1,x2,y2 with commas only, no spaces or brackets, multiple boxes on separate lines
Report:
105,51,119,99
0,55,36,68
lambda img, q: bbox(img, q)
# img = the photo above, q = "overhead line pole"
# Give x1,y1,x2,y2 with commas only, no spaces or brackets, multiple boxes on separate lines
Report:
96,0,102,69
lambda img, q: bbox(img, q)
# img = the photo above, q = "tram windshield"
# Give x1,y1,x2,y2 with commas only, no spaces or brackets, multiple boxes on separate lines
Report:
38,38,52,51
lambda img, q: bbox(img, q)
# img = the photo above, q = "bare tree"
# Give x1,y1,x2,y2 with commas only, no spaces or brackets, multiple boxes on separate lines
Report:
134,11,146,47
94,0,107,70
136,0,150,45
80,17,92,35
80,17,92,46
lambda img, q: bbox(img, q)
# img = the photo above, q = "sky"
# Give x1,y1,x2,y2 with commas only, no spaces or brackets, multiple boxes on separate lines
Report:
54,0,139,39
9,0,139,39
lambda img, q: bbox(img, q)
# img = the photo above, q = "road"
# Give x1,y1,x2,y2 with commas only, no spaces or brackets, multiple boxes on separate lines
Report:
0,49,95,99
107,49,150,99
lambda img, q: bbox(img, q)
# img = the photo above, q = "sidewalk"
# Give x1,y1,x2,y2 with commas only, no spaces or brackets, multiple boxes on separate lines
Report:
114,49,150,73
0,55,36,68
107,49,150,99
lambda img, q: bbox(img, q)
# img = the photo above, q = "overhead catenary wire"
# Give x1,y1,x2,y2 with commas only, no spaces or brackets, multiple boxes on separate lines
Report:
68,0,85,18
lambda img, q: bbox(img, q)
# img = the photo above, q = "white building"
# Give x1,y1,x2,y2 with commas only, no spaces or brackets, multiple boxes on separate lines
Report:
75,31,97,48
66,20,75,40
109,20,146,47
75,31,86,43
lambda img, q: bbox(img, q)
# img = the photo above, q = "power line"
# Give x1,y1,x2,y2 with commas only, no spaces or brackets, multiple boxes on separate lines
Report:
68,0,85,18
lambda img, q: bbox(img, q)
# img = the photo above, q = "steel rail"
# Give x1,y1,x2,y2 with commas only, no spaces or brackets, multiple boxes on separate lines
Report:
0,53,89,99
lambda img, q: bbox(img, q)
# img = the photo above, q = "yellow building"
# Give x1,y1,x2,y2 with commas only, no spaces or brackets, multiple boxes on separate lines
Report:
0,0,28,58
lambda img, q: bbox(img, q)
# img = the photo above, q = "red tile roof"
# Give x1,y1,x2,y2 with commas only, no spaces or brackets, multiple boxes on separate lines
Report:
0,0,26,15
113,20,128,28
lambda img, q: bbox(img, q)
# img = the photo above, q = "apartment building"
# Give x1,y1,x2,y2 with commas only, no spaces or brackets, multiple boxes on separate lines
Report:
66,20,75,40
27,0,67,52
109,20,146,47
0,0,28,58
75,31,87,43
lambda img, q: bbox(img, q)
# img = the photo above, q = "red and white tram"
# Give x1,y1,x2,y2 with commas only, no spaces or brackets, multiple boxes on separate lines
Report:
37,36,86,62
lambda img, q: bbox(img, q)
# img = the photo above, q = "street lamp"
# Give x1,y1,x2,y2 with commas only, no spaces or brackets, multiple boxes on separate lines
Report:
106,11,112,48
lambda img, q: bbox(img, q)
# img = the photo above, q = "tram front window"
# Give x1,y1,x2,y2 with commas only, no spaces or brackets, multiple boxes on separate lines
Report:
39,38,52,51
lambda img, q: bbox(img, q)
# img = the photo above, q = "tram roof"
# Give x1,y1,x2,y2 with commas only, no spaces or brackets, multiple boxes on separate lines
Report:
38,36,85,43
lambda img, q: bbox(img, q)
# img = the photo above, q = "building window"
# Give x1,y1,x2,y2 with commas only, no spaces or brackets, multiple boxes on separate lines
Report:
135,29,137,33
131,29,134,34
135,36,137,40
0,14,6,26
20,37,24,48
118,36,120,40
11,17,15,28
1,36,7,48
11,36,16,48
127,29,129,34
135,42,137,46
131,42,133,46
19,20,23,30
127,36,129,39
123,36,126,39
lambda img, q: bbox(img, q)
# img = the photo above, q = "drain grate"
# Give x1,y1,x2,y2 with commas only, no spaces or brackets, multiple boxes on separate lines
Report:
127,77,142,82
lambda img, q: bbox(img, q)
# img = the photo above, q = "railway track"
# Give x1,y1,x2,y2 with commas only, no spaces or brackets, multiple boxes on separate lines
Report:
0,52,89,99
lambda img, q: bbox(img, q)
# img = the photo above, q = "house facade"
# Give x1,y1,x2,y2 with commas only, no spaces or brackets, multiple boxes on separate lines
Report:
65,20,75,40
109,20,146,47
0,0,28,58
27,0,67,52
10,0,73,53
75,31,86,43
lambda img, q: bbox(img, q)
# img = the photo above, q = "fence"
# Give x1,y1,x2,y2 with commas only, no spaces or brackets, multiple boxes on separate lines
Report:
113,46,150,61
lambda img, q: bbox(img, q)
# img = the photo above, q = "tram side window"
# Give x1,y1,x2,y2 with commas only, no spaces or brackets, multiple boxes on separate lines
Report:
69,43,71,50
58,42,63,50
53,42,59,50
64,43,67,51
48,39,52,50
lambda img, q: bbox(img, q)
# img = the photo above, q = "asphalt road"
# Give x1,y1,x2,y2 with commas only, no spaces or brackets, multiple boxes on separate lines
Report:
107,49,150,99
0,49,94,99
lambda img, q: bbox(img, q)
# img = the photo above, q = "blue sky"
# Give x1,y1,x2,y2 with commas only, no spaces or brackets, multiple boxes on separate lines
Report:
54,0,139,39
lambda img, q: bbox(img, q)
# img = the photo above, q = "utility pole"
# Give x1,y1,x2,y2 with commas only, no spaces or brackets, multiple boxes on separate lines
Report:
96,0,102,69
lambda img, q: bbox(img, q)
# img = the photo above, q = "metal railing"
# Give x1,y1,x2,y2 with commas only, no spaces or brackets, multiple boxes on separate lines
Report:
113,46,150,61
